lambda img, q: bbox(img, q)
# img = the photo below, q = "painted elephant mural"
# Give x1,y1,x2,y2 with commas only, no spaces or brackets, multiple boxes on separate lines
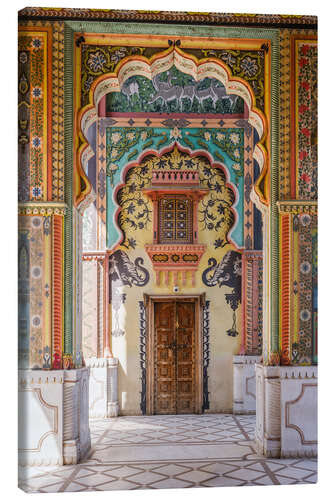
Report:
109,250,149,337
202,250,242,337
109,250,150,289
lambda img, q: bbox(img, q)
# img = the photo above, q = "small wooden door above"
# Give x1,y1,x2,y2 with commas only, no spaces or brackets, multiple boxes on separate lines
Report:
154,300,196,414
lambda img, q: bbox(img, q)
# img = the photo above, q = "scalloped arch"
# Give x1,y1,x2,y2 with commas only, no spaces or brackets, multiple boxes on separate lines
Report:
76,46,268,209
111,142,240,251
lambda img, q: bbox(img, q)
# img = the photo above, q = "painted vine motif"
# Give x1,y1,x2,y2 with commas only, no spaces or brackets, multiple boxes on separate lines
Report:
184,129,244,185
202,250,242,336
106,66,244,114
106,126,244,186
106,127,167,183
116,164,153,250
116,147,235,250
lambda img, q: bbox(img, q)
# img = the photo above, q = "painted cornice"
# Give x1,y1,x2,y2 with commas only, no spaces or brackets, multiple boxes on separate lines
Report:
18,202,68,216
276,200,318,215
18,8,317,29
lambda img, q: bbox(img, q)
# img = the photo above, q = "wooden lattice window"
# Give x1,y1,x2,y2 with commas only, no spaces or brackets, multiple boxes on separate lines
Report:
158,195,193,244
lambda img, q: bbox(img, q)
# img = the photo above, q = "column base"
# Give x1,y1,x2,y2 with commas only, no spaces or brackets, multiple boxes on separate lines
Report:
233,355,261,414
255,364,317,458
86,357,119,418
18,368,91,466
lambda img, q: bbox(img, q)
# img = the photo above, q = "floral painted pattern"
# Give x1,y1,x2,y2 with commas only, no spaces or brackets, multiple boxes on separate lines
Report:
18,31,46,201
188,48,266,111
185,129,244,184
292,213,317,365
297,41,317,199
81,45,153,106
18,216,46,368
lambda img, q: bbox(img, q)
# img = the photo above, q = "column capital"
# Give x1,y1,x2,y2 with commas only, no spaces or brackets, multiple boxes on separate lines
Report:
18,202,68,216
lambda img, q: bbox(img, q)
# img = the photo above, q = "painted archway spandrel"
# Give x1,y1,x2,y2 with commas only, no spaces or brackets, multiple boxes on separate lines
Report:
76,42,268,210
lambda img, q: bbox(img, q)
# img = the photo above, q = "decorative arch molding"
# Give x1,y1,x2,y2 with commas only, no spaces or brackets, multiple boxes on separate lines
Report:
111,142,240,252
76,46,268,211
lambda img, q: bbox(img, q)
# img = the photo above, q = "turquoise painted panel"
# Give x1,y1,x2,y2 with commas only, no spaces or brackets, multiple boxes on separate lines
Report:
106,126,245,249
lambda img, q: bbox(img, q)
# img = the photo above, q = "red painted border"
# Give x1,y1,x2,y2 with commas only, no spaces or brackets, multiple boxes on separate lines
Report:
52,215,63,369
281,214,291,365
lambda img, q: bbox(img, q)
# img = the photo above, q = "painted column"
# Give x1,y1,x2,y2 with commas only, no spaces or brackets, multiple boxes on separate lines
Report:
81,250,119,417
255,201,318,457
234,251,263,414
18,203,67,370
18,20,91,466
241,250,263,355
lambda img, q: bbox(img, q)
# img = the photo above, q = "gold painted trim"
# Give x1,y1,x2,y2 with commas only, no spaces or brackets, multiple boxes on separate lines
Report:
276,200,317,214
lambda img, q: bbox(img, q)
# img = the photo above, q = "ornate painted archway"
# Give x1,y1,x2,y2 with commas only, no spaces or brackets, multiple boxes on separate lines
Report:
76,46,269,213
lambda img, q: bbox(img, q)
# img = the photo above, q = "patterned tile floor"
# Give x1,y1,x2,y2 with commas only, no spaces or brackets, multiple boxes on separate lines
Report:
18,414,317,492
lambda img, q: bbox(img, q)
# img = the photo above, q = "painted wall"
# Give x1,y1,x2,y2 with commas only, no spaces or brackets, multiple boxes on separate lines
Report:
17,13,317,388
106,140,246,414
111,245,242,414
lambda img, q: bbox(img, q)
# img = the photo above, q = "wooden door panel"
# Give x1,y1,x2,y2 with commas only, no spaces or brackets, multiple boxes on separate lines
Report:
178,330,193,345
178,380,192,393
154,300,196,415
177,347,192,361
177,364,192,378
176,302,195,414
157,363,173,378
156,330,174,344
154,302,176,415
178,399,192,413
157,380,173,394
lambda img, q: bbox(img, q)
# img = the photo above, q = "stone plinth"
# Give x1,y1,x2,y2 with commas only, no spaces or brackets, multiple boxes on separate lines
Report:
18,368,91,466
63,368,91,464
233,355,261,414
255,364,317,458
85,357,119,418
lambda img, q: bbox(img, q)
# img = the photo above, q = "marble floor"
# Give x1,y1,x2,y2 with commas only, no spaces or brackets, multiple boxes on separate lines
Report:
18,414,317,493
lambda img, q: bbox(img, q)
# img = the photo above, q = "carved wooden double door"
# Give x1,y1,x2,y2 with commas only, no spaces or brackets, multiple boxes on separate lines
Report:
154,300,196,414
